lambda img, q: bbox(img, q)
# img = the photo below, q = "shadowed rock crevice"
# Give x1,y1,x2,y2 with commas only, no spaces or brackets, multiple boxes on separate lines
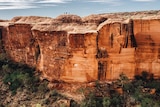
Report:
35,44,40,63
0,27,7,53
98,61,107,80
158,48,160,58
0,28,3,52
96,49,108,58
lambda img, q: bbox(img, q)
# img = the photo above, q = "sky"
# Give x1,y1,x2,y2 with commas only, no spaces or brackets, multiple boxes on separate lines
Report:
0,0,160,20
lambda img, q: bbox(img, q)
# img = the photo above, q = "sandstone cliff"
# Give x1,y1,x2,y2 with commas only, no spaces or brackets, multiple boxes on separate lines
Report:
0,10,160,82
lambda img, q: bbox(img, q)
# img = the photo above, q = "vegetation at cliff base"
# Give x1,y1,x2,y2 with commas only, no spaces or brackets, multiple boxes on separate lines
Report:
0,53,160,107
0,53,41,94
78,72,160,107
0,53,77,107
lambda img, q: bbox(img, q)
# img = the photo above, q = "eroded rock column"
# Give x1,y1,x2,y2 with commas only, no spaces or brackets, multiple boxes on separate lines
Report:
97,19,136,80
32,30,70,81
134,19,160,78
3,24,35,66
61,32,98,82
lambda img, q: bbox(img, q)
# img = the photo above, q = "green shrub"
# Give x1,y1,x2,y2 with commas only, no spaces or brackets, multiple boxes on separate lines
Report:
0,53,7,61
37,80,49,93
80,91,103,107
43,98,50,105
50,89,59,97
110,94,123,107
3,70,23,93
134,71,153,82
3,66,40,94
102,97,110,107
70,100,79,107
49,89,67,103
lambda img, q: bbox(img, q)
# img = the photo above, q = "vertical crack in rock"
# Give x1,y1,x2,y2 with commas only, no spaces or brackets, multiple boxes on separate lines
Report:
97,19,138,80
129,20,137,48
31,30,70,81
96,49,108,58
98,61,107,80
123,19,137,48
0,26,7,53
35,44,40,63
158,48,160,59
0,27,3,52
110,33,114,48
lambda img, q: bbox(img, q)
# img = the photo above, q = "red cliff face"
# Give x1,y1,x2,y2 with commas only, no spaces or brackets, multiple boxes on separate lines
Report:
97,19,136,80
3,24,36,66
32,30,98,82
32,30,69,81
0,11,160,82
62,32,98,82
134,19,160,78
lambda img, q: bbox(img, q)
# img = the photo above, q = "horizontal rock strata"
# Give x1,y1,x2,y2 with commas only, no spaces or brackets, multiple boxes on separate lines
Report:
0,10,160,82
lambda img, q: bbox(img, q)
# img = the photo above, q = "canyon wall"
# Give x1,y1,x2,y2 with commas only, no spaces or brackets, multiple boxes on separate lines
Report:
134,19,160,78
0,12,160,82
3,24,36,66
97,19,136,80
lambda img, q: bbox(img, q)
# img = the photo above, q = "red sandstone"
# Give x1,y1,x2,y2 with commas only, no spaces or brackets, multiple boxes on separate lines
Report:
0,10,160,82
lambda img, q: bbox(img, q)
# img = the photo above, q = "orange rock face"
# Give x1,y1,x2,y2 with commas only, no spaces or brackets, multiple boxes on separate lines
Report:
0,11,160,82
62,33,98,82
134,19,160,78
97,19,136,80
32,30,69,81
3,24,36,66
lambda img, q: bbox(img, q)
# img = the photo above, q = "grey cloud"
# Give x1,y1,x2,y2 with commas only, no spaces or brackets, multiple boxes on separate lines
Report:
0,0,71,10
132,0,156,2
87,0,122,6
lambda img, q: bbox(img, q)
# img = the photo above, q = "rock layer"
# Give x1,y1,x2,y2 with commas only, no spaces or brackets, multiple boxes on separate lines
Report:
0,10,160,82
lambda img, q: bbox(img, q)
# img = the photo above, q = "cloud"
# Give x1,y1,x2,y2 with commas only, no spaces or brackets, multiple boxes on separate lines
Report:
0,0,71,10
38,0,70,3
0,0,36,10
88,0,122,6
132,0,156,2
89,0,118,3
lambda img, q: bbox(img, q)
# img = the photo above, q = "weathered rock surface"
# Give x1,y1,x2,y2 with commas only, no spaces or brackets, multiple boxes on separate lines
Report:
0,10,160,82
